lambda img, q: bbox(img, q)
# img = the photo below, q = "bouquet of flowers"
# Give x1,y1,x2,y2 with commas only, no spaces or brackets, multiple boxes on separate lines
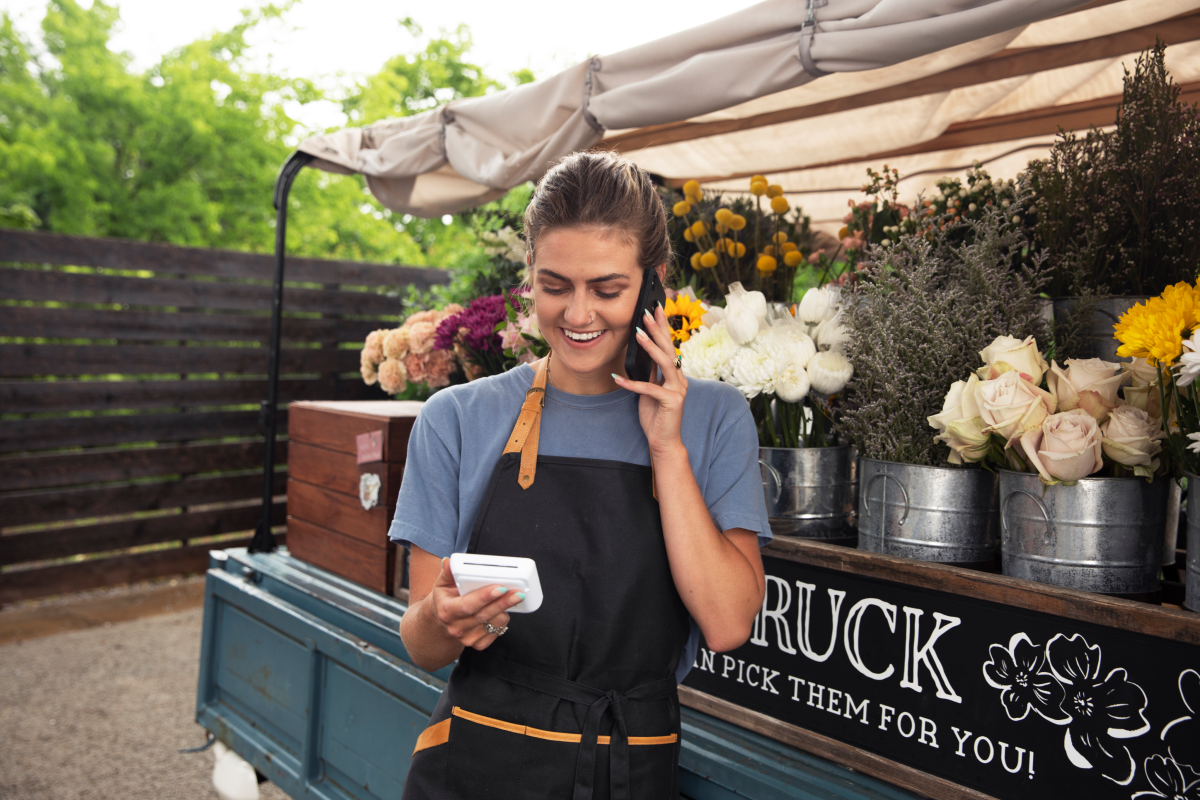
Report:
498,291,549,365
681,282,853,447
928,334,1167,483
435,294,516,380
361,306,463,395
1114,280,1200,477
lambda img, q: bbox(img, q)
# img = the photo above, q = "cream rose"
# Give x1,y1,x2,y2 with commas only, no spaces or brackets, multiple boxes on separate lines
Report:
1121,357,1162,417
979,335,1048,384
1046,358,1127,423
1018,409,1104,484
977,371,1056,443
1101,405,1165,478
929,374,990,464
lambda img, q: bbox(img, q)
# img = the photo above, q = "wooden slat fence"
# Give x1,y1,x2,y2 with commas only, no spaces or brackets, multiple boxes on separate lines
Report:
0,229,447,604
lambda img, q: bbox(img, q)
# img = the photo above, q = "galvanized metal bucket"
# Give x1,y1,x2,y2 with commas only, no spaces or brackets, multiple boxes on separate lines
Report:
1187,472,1200,611
856,459,998,565
1052,296,1148,362
999,469,1167,595
759,446,857,545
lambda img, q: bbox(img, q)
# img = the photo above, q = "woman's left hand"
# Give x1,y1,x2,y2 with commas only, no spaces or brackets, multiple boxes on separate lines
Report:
615,304,687,455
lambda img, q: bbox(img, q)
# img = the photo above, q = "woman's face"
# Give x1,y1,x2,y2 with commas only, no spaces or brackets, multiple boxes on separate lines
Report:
532,226,652,392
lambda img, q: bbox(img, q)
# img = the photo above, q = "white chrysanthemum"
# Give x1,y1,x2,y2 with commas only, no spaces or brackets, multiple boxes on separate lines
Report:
726,305,761,345
680,323,737,381
807,350,854,395
761,323,816,368
1189,432,1200,454
774,355,811,403
1178,331,1200,387
729,341,779,399
814,309,850,351
797,288,831,323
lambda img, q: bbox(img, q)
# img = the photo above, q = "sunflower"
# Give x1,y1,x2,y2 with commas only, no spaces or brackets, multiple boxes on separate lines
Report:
1115,282,1200,366
665,294,707,352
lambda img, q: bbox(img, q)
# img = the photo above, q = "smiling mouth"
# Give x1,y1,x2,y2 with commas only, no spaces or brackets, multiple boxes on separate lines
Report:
562,328,605,342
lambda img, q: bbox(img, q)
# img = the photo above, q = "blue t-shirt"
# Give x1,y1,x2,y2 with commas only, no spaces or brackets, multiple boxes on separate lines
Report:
389,363,772,682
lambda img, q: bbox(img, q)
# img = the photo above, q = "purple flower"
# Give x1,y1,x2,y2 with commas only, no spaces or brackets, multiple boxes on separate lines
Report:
434,295,512,355
983,633,1068,723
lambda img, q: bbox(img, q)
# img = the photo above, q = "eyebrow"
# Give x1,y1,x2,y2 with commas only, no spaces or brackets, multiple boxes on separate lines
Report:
537,269,631,285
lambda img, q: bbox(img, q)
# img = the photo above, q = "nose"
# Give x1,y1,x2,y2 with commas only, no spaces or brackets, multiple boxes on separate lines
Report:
564,295,594,328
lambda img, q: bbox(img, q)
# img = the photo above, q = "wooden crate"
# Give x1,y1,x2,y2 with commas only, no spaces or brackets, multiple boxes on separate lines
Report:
286,401,423,596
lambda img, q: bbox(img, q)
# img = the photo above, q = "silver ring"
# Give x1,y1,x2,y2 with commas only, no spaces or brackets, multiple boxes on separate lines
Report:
485,622,508,636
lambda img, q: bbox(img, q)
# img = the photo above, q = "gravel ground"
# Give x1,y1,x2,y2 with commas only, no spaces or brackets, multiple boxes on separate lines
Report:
0,606,290,800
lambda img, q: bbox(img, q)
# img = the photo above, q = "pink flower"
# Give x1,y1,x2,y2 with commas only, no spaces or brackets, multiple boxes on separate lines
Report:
841,236,865,250
382,328,410,360
362,329,386,365
1018,409,1104,483
424,350,457,388
403,352,428,384
360,362,378,386
377,358,407,395
406,321,437,354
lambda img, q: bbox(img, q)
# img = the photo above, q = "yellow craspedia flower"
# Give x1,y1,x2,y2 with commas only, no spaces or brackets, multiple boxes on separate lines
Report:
715,222,730,234
714,208,734,225
770,196,790,215
699,250,719,268
750,179,768,197
728,214,747,231
690,252,702,269
772,231,788,244
726,239,740,256
734,242,747,258
750,174,766,186
757,255,778,273
838,226,850,239
762,244,776,257
683,228,695,243
784,250,804,267
780,242,798,253
1114,281,1200,366
682,179,701,198
672,201,692,217
766,184,784,198
665,293,708,346
690,220,709,238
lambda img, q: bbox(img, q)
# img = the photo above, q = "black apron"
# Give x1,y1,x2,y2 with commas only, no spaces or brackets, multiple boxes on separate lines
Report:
403,356,691,800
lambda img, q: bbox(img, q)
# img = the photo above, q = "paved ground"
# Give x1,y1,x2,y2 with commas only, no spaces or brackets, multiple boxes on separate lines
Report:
0,580,290,800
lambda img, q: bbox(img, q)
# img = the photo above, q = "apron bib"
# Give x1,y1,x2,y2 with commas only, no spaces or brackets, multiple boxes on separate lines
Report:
402,357,690,800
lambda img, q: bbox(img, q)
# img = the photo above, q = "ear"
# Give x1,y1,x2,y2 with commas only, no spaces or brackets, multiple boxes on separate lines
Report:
655,263,667,285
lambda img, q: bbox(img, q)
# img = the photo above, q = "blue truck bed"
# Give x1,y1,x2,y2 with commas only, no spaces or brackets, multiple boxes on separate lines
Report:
196,547,919,800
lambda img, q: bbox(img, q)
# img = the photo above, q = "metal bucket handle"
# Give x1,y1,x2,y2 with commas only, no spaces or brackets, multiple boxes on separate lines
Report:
864,473,910,526
1001,488,1054,545
759,459,783,504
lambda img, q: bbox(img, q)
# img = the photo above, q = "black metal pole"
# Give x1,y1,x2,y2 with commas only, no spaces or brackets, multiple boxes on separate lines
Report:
249,150,315,554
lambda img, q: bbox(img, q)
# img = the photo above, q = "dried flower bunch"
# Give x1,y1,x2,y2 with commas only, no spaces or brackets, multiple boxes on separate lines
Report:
838,201,1051,466
1027,41,1200,297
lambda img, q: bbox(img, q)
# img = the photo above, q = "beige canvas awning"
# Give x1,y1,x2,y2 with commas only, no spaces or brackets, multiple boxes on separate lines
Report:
299,0,1200,221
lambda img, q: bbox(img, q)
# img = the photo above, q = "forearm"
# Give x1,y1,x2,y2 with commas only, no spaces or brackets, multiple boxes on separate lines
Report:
654,443,765,651
400,594,465,672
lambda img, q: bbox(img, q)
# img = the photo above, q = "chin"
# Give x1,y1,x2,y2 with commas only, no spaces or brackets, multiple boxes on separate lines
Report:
551,331,624,376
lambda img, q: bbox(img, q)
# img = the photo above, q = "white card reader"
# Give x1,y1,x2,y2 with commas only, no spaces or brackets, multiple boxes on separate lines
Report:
448,553,543,613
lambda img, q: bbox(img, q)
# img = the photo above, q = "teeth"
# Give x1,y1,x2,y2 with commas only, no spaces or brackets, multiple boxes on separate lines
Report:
564,329,602,341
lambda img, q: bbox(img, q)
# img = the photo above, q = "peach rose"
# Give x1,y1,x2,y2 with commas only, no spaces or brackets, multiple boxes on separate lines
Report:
377,358,408,395
979,335,1048,385
978,371,1056,443
929,374,991,464
1018,409,1104,484
1046,358,1127,423
1101,405,1164,478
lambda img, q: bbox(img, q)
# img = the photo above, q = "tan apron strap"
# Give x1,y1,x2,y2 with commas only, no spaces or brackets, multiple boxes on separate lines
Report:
504,356,550,489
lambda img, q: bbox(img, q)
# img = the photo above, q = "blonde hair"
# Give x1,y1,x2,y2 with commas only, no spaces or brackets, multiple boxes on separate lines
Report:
523,151,672,275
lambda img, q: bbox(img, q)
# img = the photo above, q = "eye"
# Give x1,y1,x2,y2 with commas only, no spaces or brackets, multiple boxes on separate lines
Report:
539,285,569,296
595,289,622,300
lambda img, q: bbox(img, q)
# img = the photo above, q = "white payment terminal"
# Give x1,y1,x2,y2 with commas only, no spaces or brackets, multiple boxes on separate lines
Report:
448,553,543,613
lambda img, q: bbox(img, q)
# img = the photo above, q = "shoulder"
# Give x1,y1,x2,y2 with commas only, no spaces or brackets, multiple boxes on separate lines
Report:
418,365,533,429
685,377,752,426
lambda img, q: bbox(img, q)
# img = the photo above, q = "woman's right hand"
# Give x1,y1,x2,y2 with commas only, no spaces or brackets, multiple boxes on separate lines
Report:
423,556,526,651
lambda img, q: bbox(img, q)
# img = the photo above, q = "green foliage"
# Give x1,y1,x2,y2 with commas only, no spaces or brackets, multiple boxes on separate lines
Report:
0,2,533,274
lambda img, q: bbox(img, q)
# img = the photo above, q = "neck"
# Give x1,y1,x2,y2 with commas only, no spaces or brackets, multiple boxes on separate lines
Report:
542,350,627,395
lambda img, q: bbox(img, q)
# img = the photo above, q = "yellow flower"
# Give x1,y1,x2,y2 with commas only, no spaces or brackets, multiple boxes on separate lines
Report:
665,293,707,346
750,179,768,197
772,231,788,244
690,220,709,238
682,179,701,198
734,242,747,258
728,214,747,231
714,222,729,234
838,226,849,239
699,250,719,268
724,239,739,256
766,184,784,198
683,228,695,243
1115,281,1200,366
762,244,776,257
672,201,692,217
780,242,798,253
757,255,778,273
770,196,790,215
690,252,702,269
714,208,733,225
784,251,803,267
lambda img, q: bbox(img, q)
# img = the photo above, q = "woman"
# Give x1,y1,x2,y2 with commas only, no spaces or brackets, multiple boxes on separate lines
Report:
392,151,769,800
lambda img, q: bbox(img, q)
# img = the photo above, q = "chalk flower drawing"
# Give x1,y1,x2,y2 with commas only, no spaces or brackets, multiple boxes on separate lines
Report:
983,632,1149,786
983,632,1069,723
1131,754,1200,800
1161,669,1200,760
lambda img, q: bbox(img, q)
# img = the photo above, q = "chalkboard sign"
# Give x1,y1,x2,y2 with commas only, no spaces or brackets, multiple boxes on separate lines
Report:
684,555,1200,800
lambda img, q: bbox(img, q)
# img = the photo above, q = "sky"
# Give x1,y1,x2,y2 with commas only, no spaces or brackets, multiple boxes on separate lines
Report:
1,0,746,131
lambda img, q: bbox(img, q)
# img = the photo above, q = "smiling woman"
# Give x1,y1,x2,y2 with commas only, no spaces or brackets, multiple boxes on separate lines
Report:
391,151,769,800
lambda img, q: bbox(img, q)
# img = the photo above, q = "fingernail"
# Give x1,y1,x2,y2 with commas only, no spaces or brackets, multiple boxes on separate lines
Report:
636,326,646,336
442,557,449,567
612,373,622,380
644,308,653,319
514,593,526,601
491,586,508,597
657,301,664,311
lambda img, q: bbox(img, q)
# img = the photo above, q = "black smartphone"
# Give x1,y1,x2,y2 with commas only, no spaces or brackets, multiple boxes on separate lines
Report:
623,268,667,383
